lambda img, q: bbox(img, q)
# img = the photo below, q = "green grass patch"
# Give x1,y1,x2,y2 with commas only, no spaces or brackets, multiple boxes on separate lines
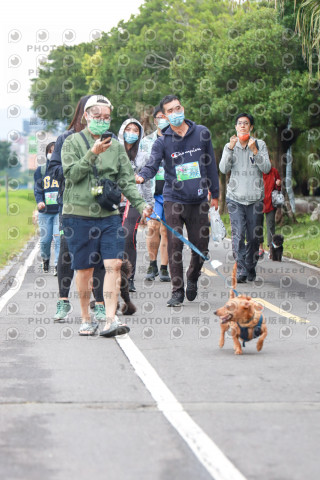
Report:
0,189,36,268
221,213,320,268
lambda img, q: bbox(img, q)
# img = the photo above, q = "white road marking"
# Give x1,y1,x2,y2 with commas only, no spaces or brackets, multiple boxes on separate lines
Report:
116,335,247,480
0,241,39,314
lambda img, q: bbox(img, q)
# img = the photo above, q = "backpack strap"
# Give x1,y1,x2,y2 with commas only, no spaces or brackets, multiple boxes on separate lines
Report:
79,131,98,178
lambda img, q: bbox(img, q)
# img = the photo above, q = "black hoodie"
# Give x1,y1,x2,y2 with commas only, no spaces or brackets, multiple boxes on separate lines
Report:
138,119,219,204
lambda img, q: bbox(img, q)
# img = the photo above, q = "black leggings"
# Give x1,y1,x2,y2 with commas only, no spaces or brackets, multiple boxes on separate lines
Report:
122,205,141,280
57,232,105,302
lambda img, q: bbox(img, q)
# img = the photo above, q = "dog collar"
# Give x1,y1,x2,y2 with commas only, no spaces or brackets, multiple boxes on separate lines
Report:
272,242,280,249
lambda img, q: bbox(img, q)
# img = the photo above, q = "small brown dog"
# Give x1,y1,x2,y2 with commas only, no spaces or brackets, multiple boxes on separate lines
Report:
214,264,267,355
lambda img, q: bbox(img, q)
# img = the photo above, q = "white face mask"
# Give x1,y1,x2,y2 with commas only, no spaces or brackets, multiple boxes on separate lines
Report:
47,153,52,160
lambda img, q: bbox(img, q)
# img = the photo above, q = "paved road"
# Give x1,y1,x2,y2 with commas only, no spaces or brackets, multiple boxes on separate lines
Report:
0,231,319,480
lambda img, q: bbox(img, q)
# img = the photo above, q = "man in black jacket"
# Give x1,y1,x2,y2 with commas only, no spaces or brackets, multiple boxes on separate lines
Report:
136,95,219,306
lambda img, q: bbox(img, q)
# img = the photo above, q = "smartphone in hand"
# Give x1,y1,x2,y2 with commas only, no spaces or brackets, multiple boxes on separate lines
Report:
100,132,113,142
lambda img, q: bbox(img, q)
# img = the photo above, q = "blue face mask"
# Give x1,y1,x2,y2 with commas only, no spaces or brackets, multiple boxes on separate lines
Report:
167,112,185,127
124,132,139,144
157,118,170,130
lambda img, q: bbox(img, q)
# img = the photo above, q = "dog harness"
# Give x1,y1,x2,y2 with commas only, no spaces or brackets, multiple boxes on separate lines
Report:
238,314,263,347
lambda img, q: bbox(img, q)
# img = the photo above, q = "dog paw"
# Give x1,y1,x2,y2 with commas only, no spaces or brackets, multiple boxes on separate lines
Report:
219,341,225,348
235,349,242,355
256,341,263,351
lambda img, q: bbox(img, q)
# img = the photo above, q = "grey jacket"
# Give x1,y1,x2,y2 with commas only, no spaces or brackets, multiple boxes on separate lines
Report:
219,137,271,205
118,118,154,206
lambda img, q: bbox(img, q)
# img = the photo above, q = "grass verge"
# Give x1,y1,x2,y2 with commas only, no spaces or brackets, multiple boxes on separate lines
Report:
0,189,36,268
220,213,320,268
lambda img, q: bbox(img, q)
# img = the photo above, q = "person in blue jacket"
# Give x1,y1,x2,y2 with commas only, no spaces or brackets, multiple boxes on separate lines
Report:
136,95,219,307
34,142,60,275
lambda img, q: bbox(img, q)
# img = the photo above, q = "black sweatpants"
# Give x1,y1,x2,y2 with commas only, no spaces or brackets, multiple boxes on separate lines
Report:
122,205,141,280
163,201,210,294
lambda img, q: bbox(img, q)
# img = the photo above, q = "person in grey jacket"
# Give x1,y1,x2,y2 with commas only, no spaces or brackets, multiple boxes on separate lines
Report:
118,118,154,292
219,113,271,282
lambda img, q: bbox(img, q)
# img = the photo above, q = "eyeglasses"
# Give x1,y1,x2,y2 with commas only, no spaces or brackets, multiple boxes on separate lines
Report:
89,114,112,121
165,105,184,115
237,121,250,126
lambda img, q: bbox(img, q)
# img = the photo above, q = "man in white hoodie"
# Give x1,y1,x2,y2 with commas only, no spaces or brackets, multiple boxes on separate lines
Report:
219,113,271,283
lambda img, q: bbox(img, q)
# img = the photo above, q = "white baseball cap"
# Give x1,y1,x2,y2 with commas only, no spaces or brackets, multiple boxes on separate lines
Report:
81,95,113,124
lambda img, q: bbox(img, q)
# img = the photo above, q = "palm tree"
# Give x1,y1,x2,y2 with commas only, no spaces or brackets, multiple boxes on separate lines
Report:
295,0,320,75
275,0,320,75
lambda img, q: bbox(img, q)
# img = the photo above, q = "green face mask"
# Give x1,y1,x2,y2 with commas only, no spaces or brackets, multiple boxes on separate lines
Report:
88,119,111,135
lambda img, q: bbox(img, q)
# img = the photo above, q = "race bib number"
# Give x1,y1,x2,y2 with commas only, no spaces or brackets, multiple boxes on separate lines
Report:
45,191,58,205
155,166,165,180
175,161,201,181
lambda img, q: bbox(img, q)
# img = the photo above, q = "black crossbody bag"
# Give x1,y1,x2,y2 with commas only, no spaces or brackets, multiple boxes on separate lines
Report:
79,131,121,211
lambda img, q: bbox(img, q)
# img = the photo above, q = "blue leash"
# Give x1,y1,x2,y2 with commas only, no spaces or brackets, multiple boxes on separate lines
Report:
151,211,209,262
151,210,239,297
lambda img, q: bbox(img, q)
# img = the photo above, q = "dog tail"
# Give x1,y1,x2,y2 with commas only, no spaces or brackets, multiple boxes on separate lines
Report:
230,263,237,298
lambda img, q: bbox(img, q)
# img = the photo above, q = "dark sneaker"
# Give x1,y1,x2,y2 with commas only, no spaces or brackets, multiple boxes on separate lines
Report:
54,300,71,321
53,266,58,276
159,268,170,282
186,279,198,301
167,291,184,307
237,275,247,283
42,259,49,273
247,271,256,282
145,265,159,281
128,278,136,292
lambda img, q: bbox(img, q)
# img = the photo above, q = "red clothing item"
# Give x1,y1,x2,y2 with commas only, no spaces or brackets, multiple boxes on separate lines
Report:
263,167,281,213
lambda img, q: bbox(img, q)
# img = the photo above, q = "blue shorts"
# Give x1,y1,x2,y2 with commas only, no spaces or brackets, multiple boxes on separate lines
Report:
63,215,125,270
147,195,166,222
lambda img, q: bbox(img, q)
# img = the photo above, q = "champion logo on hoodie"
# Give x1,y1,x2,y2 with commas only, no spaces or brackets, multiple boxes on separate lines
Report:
171,147,201,159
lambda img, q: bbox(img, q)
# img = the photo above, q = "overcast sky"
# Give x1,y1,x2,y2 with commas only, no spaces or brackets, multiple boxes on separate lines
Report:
1,0,145,113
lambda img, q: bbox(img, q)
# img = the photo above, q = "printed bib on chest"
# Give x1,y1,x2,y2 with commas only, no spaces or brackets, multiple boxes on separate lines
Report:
45,191,58,205
155,166,165,180
175,161,201,181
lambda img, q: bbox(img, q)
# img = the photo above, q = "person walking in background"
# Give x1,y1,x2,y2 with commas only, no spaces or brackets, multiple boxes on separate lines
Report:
48,95,107,323
258,163,282,260
34,142,60,275
136,95,219,307
139,105,170,283
118,118,154,293
219,113,271,283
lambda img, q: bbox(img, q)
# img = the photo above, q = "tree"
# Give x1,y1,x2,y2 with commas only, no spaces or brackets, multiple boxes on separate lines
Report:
170,3,319,208
0,142,13,170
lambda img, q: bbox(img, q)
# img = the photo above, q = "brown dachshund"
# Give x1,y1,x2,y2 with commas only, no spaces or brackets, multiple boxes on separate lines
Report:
214,264,267,355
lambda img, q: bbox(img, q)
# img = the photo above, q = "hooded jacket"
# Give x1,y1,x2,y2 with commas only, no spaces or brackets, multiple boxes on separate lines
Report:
263,167,281,213
34,159,59,214
118,118,154,206
138,119,219,204
219,137,271,205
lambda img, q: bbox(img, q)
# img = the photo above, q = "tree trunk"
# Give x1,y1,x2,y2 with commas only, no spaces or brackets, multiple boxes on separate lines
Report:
276,125,298,224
